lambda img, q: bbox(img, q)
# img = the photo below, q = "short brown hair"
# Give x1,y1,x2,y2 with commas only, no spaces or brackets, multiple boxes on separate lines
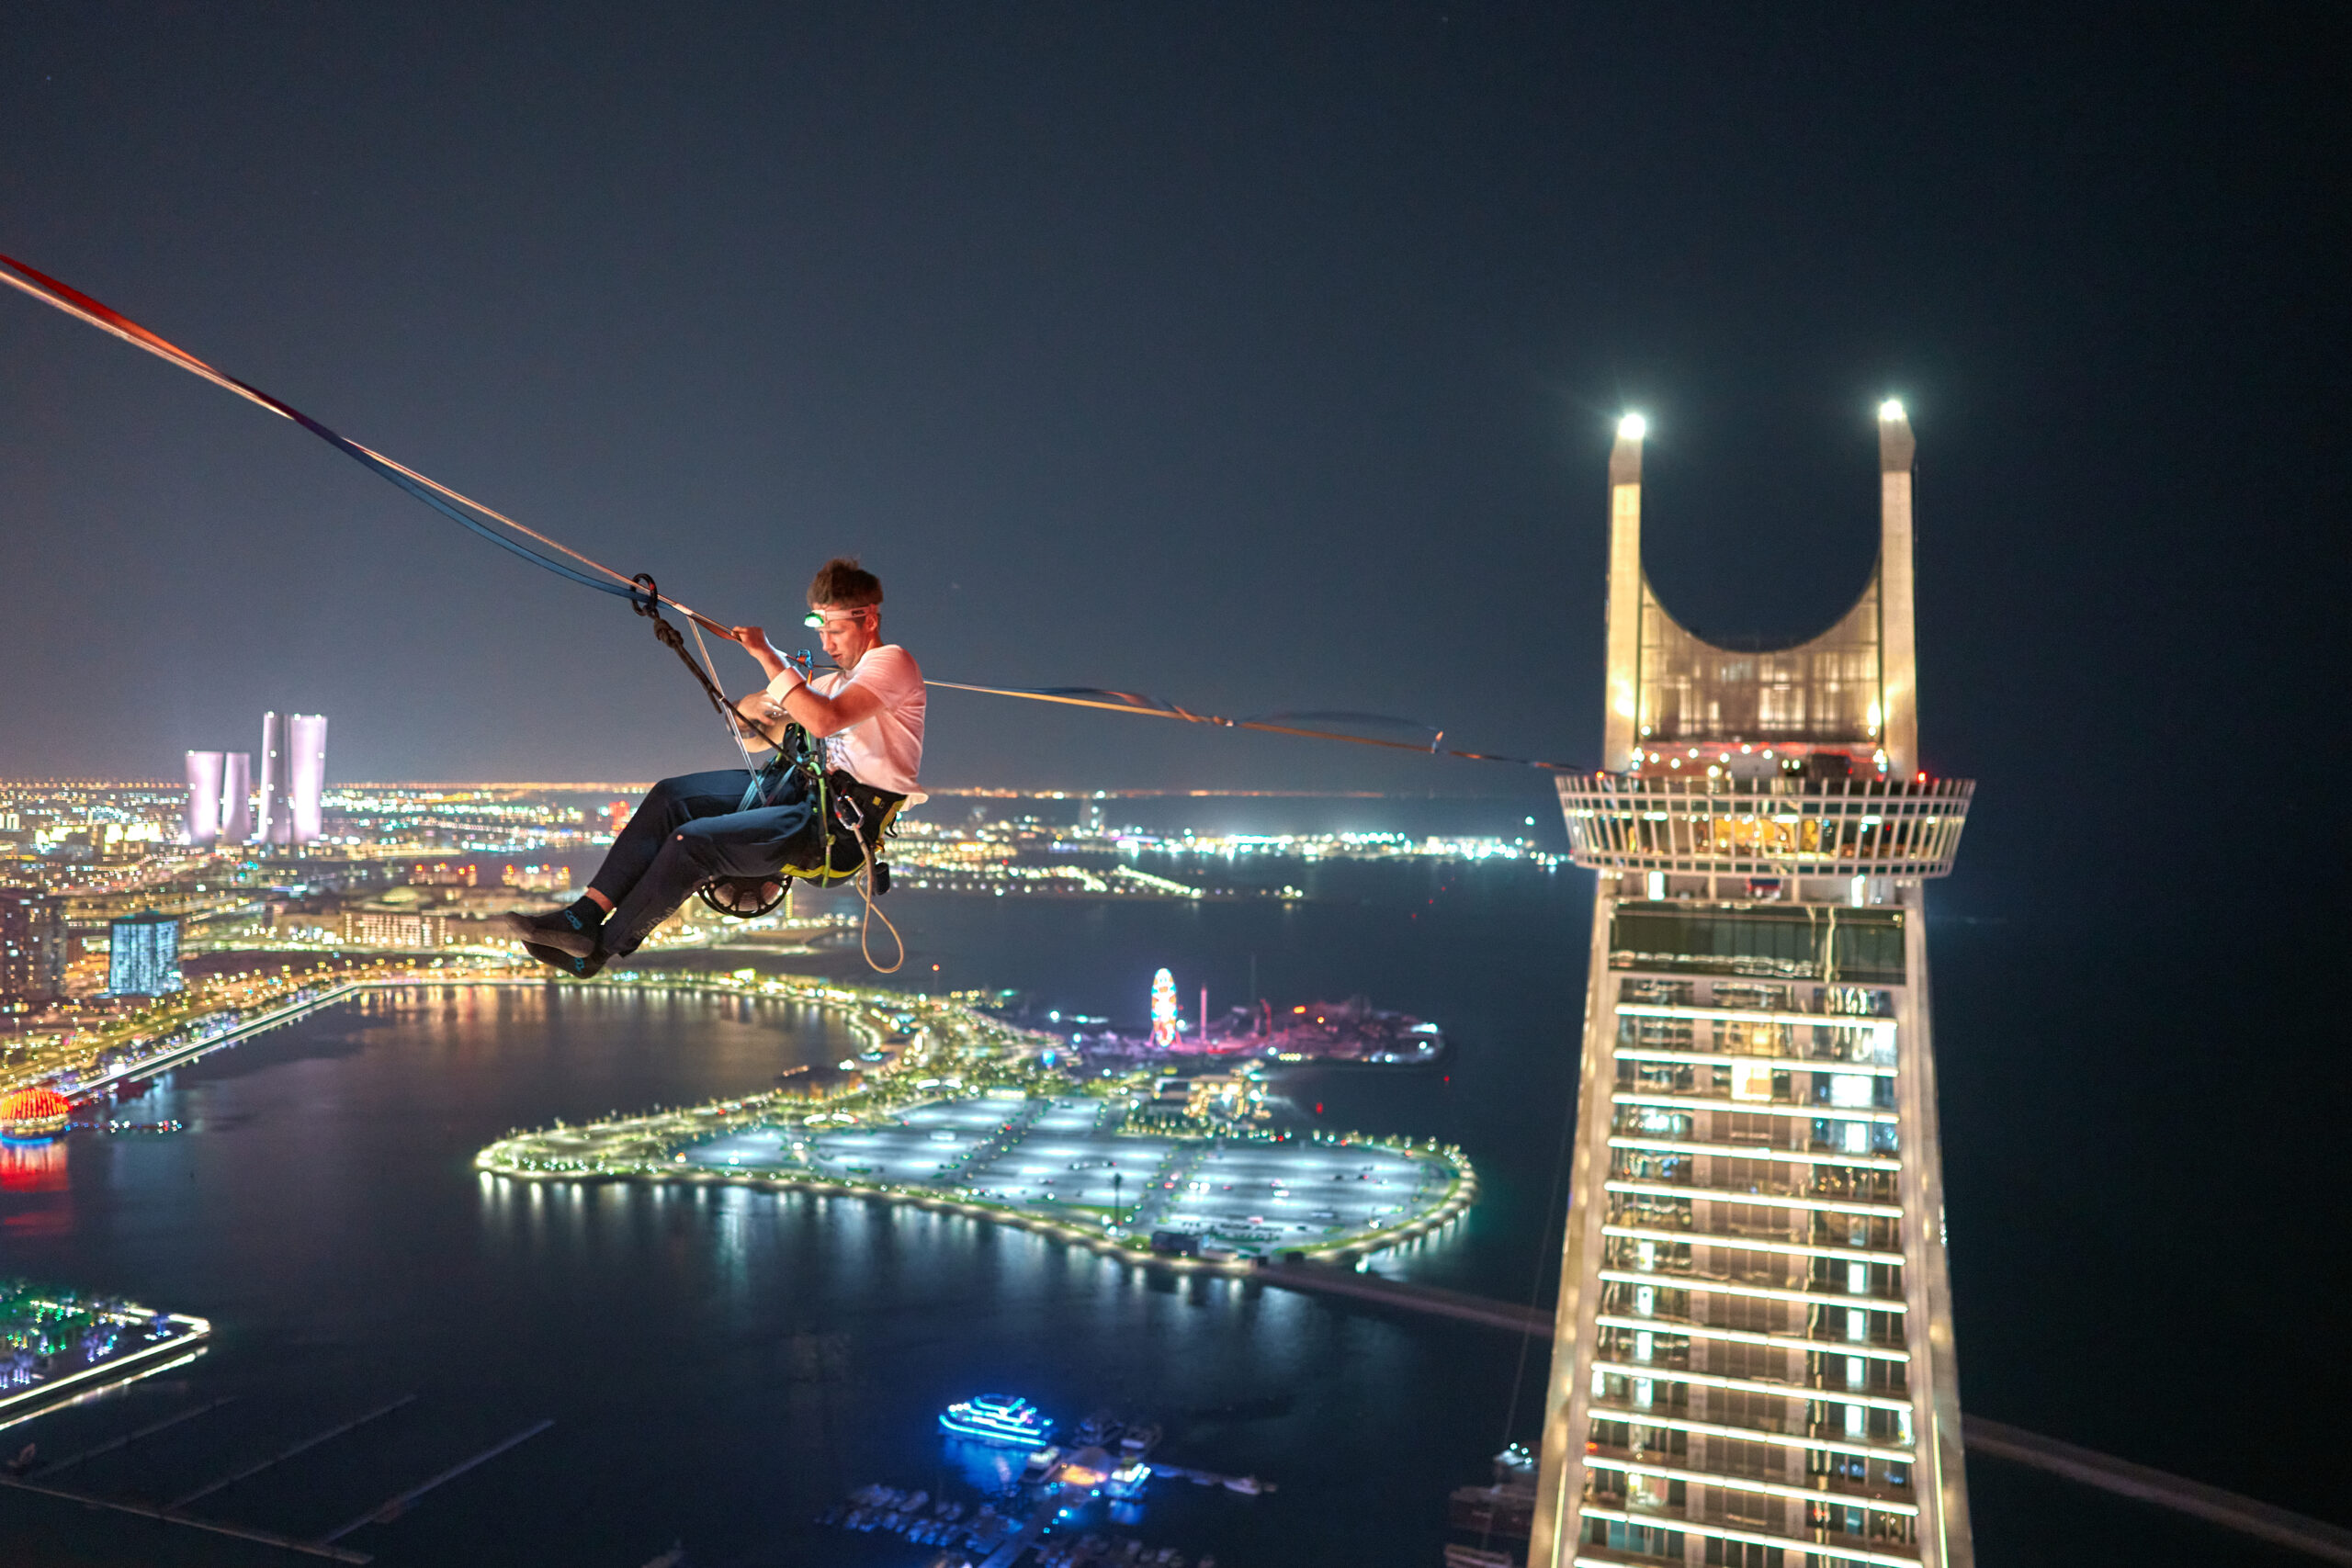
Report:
808,557,883,609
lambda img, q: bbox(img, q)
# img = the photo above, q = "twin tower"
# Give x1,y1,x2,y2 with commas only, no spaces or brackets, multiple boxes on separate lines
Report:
185,712,328,847
1532,404,1976,1567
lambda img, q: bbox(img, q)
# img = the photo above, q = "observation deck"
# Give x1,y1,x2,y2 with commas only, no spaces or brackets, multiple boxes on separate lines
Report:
1555,773,1973,880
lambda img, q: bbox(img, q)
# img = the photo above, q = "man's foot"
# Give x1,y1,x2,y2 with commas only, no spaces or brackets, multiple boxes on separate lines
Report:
500,910,596,958
523,940,607,979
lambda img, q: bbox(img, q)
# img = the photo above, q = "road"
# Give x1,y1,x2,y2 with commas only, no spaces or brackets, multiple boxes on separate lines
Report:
1253,1260,2352,1564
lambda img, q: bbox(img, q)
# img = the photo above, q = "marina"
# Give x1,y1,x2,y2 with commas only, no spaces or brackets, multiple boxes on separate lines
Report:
822,1399,1252,1568
941,1395,1055,1448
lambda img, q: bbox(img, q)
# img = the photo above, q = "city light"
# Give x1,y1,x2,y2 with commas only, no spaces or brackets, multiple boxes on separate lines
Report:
1148,967,1181,1048
1617,412,1647,441
1879,398,1906,421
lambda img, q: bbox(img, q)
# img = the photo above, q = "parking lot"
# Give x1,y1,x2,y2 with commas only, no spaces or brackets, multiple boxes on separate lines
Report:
675,1095,1456,1252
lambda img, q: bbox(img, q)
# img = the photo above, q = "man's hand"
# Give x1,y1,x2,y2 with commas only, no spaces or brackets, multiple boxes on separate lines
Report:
734,691,786,747
729,626,788,681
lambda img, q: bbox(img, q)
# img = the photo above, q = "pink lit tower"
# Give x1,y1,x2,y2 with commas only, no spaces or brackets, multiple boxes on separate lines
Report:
256,712,328,845
184,751,224,845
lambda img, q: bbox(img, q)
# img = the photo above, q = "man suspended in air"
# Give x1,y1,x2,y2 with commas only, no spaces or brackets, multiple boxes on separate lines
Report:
503,558,925,976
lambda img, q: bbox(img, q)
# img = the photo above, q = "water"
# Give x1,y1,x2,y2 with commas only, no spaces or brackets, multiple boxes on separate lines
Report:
1,860,2338,1565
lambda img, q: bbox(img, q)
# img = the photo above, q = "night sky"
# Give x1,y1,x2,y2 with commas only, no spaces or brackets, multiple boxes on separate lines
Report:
2,7,2342,887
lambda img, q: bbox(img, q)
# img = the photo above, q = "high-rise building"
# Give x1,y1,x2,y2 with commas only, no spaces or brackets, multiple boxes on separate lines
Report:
288,714,328,843
257,712,288,846
1530,406,1975,1568
0,888,69,1004
184,750,225,845
107,912,183,997
220,751,254,843
254,713,327,846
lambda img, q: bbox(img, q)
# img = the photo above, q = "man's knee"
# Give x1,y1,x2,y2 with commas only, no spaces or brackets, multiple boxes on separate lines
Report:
674,814,793,877
668,817,736,869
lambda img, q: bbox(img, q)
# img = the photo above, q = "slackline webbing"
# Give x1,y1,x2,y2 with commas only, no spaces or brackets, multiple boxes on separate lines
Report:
0,251,1584,775
0,251,718,628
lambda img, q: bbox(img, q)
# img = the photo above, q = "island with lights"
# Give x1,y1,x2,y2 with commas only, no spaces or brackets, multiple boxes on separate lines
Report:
474,976,1474,1267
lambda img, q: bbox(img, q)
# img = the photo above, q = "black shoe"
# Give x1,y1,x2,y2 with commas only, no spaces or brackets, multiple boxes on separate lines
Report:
503,910,596,958
524,940,606,978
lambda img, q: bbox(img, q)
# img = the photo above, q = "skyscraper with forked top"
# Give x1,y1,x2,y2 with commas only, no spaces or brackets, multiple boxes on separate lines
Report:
1531,406,1974,1568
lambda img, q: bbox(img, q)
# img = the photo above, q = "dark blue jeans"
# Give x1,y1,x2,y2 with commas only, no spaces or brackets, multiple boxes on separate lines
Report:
587,769,815,957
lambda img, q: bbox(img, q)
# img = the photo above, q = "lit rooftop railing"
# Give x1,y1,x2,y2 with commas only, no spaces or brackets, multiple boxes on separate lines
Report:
1555,773,1973,877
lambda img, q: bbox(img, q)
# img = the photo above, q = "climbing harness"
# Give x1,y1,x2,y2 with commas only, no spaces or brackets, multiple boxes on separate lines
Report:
627,571,903,964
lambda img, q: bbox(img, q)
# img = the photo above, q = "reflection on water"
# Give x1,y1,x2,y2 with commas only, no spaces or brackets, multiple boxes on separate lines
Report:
0,977,1532,1567
1,1137,71,1237
944,1434,1030,1496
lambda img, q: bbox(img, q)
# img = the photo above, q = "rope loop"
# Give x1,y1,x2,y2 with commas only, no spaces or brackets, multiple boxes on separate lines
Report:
629,572,666,624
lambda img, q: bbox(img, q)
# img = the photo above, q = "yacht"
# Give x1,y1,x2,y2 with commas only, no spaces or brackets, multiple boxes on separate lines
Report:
939,1393,1055,1447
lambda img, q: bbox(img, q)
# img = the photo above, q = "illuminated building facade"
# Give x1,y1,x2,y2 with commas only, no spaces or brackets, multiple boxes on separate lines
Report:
258,712,288,845
0,1088,73,1139
1530,407,1975,1568
288,713,328,842
107,912,183,997
342,909,455,948
220,751,254,842
0,888,70,1004
185,750,225,845
254,712,328,846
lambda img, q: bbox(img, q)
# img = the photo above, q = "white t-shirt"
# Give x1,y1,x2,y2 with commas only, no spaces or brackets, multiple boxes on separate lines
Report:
767,644,926,801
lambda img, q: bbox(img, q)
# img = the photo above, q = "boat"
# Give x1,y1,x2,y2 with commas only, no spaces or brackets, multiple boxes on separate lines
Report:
940,1393,1055,1447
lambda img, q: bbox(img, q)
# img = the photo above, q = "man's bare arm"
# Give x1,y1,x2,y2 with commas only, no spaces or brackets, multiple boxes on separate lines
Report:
733,692,785,750
763,679,887,739
729,626,790,682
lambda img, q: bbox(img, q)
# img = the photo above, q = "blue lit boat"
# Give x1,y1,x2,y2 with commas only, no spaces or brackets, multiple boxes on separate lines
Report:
939,1393,1054,1447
